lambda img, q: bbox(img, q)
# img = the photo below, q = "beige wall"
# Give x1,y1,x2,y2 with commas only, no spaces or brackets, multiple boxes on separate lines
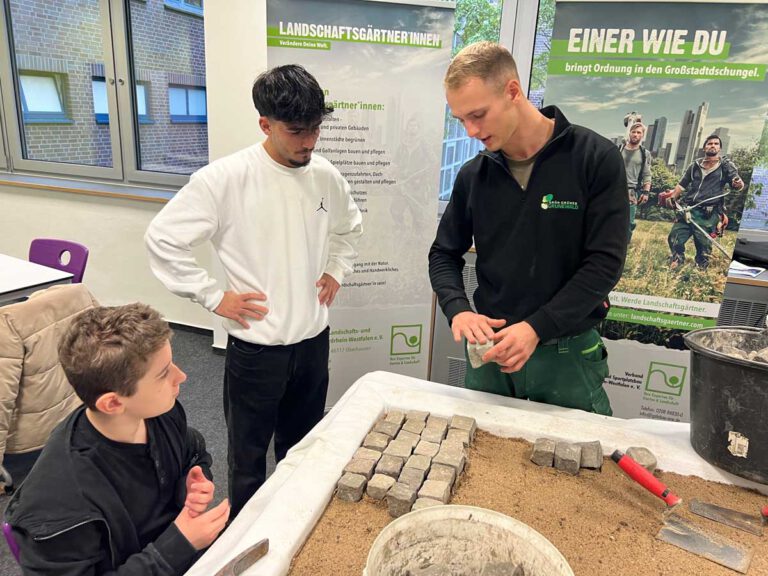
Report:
0,183,215,328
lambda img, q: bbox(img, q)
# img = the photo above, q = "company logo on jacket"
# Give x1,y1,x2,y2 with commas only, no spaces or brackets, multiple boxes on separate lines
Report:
316,197,327,212
541,194,579,211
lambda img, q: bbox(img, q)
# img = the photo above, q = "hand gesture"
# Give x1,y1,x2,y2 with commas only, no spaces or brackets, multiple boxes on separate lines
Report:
185,466,214,518
174,499,231,551
451,311,506,345
214,291,268,329
483,321,540,373
638,193,649,205
732,176,744,190
316,273,340,307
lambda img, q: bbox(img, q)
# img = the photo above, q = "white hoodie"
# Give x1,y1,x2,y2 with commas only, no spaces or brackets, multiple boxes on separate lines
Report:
145,143,363,345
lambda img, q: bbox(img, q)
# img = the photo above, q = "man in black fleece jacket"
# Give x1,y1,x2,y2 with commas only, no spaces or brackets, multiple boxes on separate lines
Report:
6,304,230,575
429,42,628,415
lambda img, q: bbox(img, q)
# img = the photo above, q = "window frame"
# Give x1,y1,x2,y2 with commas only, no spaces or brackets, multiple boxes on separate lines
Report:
18,71,72,124
93,76,152,125
0,0,123,180
0,77,7,170
168,84,207,124
164,0,204,18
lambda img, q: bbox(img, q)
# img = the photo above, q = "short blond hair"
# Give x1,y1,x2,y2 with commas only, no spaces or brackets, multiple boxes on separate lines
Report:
444,41,519,91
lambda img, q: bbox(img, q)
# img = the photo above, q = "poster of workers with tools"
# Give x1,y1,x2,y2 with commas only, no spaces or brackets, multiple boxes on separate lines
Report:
266,0,454,404
543,0,768,420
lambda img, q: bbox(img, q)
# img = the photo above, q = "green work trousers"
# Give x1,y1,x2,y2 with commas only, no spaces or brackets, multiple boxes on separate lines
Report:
667,207,720,267
464,328,612,416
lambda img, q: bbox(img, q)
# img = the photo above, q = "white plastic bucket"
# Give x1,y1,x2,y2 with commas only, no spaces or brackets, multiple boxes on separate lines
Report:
363,505,574,576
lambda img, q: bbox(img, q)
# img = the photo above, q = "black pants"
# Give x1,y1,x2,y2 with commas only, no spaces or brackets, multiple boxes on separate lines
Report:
223,327,330,517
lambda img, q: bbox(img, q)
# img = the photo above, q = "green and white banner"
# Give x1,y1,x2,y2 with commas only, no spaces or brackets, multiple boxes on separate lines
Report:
544,0,768,421
267,0,455,404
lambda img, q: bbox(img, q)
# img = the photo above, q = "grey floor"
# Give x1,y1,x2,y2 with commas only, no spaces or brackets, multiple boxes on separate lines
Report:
0,326,276,574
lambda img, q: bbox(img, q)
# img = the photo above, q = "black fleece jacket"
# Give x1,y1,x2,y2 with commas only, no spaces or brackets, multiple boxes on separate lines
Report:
6,402,211,576
429,106,629,342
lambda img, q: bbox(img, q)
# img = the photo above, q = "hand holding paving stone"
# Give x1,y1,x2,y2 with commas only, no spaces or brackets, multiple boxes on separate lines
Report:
467,340,493,368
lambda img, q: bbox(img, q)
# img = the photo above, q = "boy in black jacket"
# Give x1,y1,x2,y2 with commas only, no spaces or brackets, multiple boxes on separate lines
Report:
429,42,628,415
6,303,230,575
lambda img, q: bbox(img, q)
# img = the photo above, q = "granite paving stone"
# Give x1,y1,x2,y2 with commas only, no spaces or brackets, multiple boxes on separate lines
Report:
405,410,429,422
375,454,404,479
426,415,449,435
353,447,382,463
420,426,446,444
402,419,426,435
373,419,401,438
427,463,456,487
418,479,451,503
411,498,443,511
414,440,440,458
554,442,581,475
627,446,658,473
405,454,432,474
336,472,366,502
578,440,603,470
396,430,421,450
384,410,405,426
387,482,417,517
366,473,396,500
343,458,376,479
450,415,477,440
384,439,413,459
531,438,556,467
445,428,470,447
433,443,465,475
398,466,426,491
363,431,390,452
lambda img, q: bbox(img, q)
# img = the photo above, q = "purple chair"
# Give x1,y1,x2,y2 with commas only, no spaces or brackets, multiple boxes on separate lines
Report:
29,238,89,283
2,522,20,563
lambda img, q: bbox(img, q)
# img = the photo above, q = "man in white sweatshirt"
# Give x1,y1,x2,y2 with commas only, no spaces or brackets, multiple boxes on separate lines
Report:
145,65,363,517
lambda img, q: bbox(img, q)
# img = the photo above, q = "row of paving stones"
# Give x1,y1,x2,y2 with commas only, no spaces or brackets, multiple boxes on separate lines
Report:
336,410,477,517
530,438,658,474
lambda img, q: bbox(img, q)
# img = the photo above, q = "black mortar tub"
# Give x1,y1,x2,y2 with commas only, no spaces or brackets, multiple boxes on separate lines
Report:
684,326,768,484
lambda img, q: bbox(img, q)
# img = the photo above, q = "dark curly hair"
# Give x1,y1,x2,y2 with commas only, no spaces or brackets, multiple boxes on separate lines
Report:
252,64,333,125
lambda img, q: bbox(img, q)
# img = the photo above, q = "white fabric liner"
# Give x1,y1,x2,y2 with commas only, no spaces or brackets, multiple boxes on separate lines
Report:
186,370,768,576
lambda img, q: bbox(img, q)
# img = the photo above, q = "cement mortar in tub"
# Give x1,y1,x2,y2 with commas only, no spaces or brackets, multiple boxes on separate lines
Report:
363,505,574,576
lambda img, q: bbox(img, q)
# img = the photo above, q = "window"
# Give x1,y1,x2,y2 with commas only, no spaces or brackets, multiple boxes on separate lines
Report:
168,85,206,123
0,0,208,187
19,73,70,124
92,78,150,124
164,0,203,18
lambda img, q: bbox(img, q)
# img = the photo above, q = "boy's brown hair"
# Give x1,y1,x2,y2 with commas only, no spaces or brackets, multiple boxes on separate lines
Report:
444,41,519,92
59,303,172,410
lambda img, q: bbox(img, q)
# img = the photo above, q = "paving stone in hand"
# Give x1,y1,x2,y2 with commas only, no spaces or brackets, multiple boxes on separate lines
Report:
375,454,404,479
363,431,390,452
367,473,396,500
337,472,366,502
467,340,493,368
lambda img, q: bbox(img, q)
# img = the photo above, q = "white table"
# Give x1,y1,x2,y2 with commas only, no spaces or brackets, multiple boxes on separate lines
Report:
0,253,73,306
187,371,768,576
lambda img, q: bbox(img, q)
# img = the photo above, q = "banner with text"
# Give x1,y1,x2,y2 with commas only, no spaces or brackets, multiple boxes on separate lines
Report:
267,0,454,404
544,0,768,420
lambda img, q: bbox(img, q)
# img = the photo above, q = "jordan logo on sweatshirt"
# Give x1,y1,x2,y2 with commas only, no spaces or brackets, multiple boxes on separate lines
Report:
316,198,328,212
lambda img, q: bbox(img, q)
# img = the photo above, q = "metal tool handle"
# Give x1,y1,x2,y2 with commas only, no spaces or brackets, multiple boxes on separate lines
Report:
611,450,681,507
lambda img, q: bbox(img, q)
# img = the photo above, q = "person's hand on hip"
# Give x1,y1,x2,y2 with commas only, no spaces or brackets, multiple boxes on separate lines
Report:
214,290,268,329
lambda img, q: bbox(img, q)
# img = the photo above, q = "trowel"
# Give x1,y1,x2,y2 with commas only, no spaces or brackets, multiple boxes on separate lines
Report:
611,451,753,573
690,499,764,536
214,538,269,576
